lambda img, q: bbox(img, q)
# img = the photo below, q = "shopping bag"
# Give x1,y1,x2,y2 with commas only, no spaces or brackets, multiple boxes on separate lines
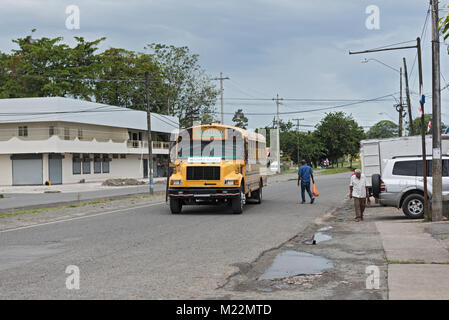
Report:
312,183,319,197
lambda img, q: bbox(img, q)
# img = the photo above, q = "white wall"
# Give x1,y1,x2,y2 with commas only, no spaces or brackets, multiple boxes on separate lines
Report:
0,154,12,185
62,154,143,184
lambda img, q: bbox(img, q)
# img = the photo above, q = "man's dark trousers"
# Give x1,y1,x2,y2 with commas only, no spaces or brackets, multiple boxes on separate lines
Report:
301,181,313,202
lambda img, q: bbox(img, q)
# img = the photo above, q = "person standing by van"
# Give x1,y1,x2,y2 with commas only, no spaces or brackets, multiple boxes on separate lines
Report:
349,169,370,221
297,160,315,204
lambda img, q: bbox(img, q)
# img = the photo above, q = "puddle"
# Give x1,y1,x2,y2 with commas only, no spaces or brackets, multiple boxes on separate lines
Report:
318,226,333,232
313,232,332,243
259,250,334,280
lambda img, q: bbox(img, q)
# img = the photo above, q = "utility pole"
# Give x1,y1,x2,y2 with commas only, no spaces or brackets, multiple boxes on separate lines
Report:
349,37,429,217
167,96,170,116
212,73,230,124
403,57,414,136
397,67,404,137
417,37,430,219
293,118,304,166
272,94,283,174
145,71,154,195
431,0,443,221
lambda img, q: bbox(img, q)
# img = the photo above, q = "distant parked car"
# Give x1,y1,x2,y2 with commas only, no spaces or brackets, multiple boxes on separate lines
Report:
372,156,449,219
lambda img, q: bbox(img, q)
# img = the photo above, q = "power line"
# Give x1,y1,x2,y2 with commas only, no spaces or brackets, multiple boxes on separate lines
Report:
210,92,398,116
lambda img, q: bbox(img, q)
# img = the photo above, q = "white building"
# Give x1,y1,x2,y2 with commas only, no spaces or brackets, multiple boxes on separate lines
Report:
0,97,179,186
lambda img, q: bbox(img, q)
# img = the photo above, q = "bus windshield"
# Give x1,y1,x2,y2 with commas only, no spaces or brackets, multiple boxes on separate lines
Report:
172,129,245,160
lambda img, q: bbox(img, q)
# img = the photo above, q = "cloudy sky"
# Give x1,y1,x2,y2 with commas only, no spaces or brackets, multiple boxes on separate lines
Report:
1,0,448,130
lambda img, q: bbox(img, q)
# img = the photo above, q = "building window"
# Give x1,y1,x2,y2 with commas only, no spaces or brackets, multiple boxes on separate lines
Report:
82,155,91,174
112,154,119,159
94,155,102,174
120,154,126,159
18,126,28,137
73,155,81,175
49,126,55,136
102,155,110,173
78,128,83,140
64,128,70,140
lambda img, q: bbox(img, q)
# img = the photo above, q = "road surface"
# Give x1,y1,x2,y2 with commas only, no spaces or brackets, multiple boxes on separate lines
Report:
0,172,350,299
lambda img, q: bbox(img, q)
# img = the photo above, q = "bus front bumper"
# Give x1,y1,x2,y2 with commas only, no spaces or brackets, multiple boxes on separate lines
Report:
168,187,241,199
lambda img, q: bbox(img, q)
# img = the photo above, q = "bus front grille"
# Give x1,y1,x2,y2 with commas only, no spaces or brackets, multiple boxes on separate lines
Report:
186,166,220,180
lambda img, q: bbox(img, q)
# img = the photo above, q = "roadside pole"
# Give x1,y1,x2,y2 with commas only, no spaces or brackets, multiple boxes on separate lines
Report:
417,37,430,219
431,0,443,221
145,71,154,195
212,73,230,124
398,67,403,137
293,118,304,166
273,94,283,174
403,57,414,136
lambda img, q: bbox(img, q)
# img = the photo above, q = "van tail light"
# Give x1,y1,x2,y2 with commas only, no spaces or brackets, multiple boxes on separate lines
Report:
380,179,386,192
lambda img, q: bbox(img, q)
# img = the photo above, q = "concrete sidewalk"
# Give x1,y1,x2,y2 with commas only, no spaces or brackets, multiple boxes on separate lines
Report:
365,206,449,300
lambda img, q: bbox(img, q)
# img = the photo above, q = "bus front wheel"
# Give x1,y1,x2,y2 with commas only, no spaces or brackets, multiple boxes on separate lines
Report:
170,198,182,214
232,186,244,214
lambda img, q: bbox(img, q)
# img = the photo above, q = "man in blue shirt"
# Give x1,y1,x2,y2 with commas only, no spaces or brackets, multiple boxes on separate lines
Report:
297,160,315,204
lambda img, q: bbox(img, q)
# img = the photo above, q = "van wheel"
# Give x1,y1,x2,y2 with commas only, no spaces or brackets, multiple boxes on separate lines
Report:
372,174,381,198
170,198,182,214
253,181,263,204
232,186,244,214
402,194,424,219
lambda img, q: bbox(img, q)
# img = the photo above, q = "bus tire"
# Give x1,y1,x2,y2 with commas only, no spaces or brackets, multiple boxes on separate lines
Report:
253,181,263,204
232,186,244,214
170,198,182,214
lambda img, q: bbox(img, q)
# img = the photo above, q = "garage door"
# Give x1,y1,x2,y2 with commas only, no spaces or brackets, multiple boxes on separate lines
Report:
12,154,43,185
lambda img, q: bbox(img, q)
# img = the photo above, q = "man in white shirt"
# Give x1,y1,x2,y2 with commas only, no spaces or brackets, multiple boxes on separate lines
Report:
349,169,370,222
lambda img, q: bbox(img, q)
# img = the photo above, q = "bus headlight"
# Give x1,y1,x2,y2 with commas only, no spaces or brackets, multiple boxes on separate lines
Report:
171,180,182,185
225,180,237,185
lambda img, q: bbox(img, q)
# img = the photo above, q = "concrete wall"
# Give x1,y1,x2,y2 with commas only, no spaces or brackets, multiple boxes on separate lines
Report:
61,154,143,184
0,154,12,185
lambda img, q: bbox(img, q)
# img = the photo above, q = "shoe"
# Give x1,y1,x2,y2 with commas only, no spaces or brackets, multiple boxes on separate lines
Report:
301,201,305,204
354,218,360,222
311,198,315,204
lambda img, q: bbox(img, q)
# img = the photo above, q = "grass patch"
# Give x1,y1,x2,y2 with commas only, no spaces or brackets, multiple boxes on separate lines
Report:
387,260,426,265
0,192,163,219
317,167,354,175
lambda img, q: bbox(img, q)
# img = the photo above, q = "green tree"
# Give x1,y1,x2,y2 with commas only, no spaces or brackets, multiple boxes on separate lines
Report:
232,109,248,129
407,114,445,136
0,32,105,99
367,120,398,139
147,44,219,127
314,112,365,167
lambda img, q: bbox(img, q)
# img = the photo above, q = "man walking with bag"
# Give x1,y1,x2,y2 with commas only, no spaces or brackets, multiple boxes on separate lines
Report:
349,169,370,222
297,160,315,204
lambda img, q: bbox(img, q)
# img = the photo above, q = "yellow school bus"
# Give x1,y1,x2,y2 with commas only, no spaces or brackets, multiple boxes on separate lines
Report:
168,124,267,214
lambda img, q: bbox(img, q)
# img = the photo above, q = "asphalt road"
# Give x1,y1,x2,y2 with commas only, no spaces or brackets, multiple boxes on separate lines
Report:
0,172,350,299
